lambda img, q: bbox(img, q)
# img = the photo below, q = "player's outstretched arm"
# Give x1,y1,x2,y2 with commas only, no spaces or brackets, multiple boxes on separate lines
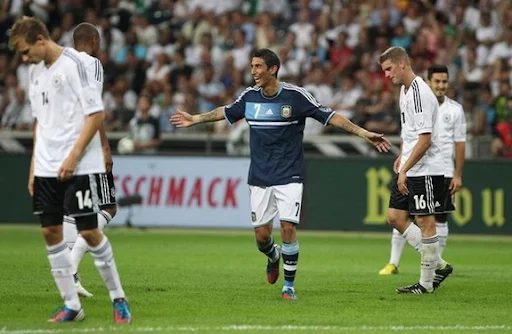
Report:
170,107,225,128
328,113,392,153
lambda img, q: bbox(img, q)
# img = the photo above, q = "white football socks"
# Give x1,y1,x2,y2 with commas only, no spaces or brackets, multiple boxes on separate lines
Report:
436,222,449,257
47,241,81,311
419,235,439,291
89,236,126,301
389,228,406,267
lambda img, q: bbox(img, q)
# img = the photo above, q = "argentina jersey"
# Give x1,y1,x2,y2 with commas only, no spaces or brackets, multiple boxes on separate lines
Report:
224,82,336,186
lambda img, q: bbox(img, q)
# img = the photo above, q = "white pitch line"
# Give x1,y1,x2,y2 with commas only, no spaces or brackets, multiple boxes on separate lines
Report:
1,325,512,333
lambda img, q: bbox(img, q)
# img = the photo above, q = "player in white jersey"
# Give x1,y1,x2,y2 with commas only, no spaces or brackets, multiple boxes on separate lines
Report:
9,17,130,323
59,22,118,298
379,65,466,276
379,47,452,294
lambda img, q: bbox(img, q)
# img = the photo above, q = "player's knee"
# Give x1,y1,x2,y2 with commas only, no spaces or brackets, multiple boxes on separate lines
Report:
79,229,103,247
387,212,400,227
254,226,272,244
41,224,62,245
415,215,435,230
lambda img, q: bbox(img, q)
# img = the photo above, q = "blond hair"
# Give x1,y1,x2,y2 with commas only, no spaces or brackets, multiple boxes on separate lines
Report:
378,46,409,65
8,16,50,50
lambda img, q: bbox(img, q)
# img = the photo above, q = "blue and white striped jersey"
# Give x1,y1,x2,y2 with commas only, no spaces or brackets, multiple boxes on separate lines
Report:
224,82,335,186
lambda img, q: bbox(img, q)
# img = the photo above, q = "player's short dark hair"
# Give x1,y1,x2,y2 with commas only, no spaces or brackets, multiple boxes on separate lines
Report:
9,16,50,50
378,46,409,65
251,48,280,78
73,22,100,46
427,65,449,80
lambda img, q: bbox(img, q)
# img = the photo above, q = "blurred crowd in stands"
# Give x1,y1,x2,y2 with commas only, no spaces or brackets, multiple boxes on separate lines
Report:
0,0,511,156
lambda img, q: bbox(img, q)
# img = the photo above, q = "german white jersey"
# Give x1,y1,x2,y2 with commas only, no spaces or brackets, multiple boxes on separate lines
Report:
436,96,466,177
398,76,443,177
28,47,105,177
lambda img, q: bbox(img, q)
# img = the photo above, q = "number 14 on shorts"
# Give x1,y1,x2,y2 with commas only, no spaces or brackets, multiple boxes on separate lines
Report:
76,190,93,209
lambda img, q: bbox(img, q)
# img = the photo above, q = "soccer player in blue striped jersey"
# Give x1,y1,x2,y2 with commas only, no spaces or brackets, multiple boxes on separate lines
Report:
171,48,391,299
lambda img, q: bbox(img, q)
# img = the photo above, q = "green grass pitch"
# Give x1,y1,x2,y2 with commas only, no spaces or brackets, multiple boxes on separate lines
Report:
0,225,511,333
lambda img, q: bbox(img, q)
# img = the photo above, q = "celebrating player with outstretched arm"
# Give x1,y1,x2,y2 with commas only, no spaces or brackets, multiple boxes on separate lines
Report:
379,47,453,294
9,16,130,323
171,48,391,300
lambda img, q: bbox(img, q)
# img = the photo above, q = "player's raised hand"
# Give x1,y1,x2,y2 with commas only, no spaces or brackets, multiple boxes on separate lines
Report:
364,132,392,153
170,109,195,128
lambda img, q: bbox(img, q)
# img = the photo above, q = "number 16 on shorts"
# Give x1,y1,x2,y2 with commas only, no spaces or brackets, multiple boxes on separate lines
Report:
249,183,303,227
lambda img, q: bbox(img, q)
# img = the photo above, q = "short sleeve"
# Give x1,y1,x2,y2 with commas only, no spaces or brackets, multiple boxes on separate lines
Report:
224,87,250,124
412,82,434,134
453,106,467,142
66,55,104,115
294,87,335,125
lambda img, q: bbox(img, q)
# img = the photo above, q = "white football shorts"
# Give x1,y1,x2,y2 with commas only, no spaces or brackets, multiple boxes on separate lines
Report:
249,183,303,227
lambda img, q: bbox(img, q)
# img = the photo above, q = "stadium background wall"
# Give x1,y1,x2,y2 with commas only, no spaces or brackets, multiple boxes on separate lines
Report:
1,154,510,235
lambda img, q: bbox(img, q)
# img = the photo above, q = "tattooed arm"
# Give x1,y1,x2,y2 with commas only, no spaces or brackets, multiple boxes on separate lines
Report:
327,113,392,153
170,107,225,128
328,113,369,137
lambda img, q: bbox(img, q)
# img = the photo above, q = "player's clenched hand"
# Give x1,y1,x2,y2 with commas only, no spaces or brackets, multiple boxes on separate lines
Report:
397,172,408,195
170,109,195,128
58,153,79,181
364,132,392,153
449,176,462,195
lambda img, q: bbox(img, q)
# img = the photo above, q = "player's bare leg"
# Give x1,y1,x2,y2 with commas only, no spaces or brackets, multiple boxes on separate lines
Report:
254,223,281,285
280,221,298,300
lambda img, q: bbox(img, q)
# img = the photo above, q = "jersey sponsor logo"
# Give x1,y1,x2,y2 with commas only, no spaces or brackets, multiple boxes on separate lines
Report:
281,105,292,118
443,113,451,123
52,74,63,88
265,108,274,115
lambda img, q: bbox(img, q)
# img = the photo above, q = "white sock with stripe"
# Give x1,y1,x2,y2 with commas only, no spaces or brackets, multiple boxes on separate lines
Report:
402,223,422,252
419,235,439,291
89,235,126,301
436,222,449,257
47,241,81,311
71,211,112,274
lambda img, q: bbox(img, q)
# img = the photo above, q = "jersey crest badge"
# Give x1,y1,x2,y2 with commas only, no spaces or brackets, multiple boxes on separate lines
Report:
281,105,292,118
52,74,63,88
